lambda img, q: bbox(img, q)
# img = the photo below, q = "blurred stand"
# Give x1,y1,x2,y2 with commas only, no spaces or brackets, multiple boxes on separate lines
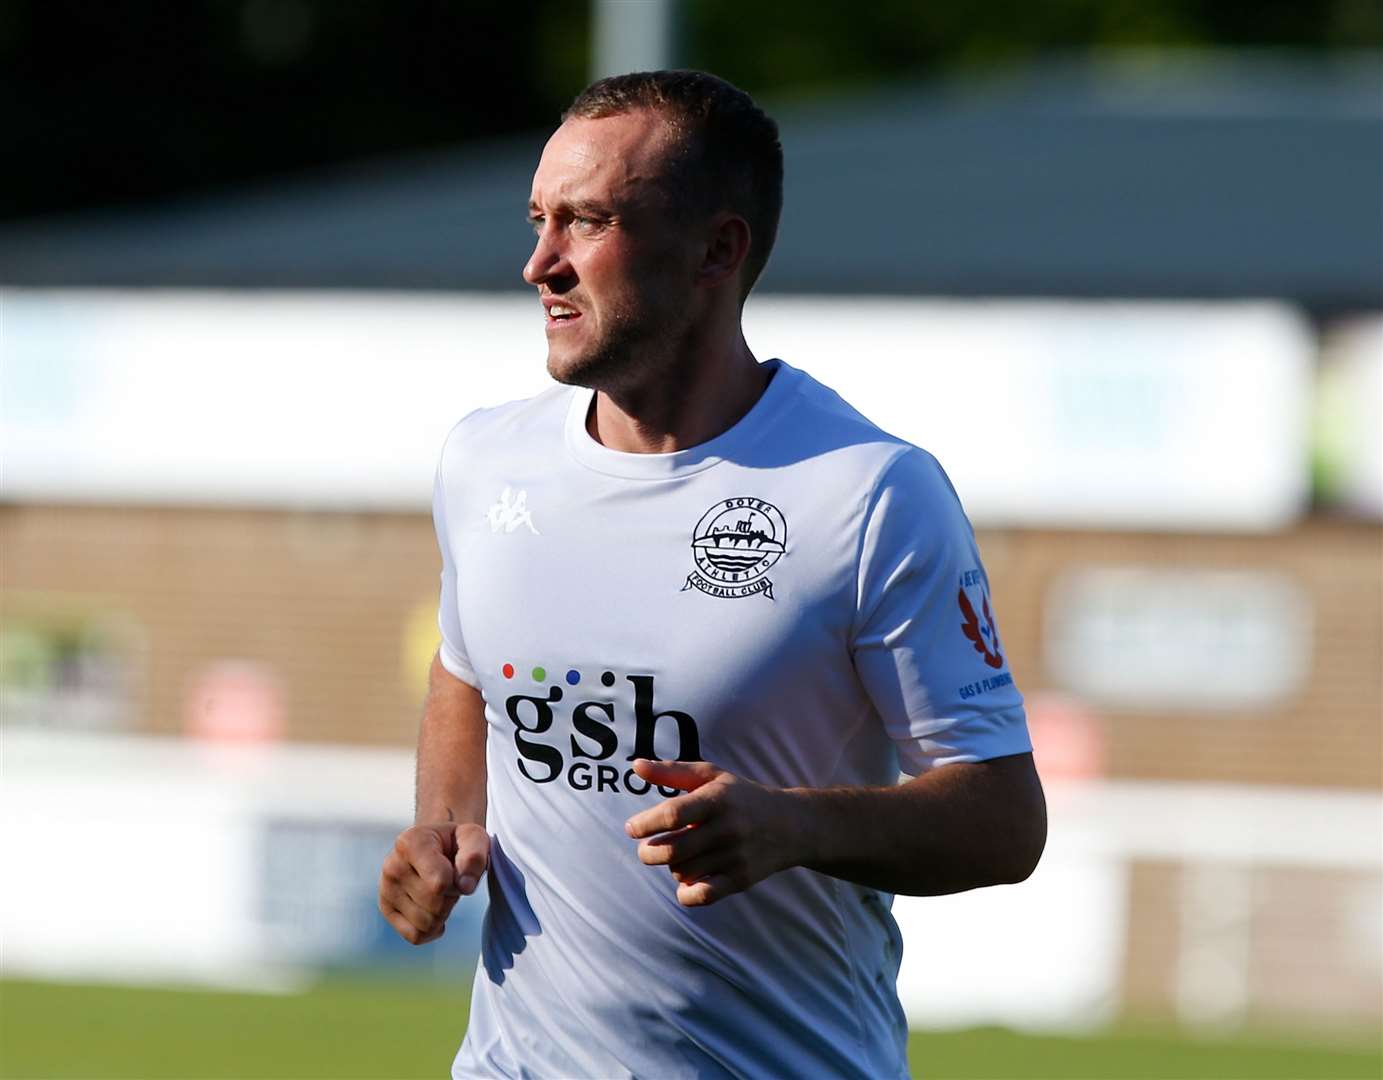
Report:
2,50,1380,1045
0,729,486,991
1,727,1376,1035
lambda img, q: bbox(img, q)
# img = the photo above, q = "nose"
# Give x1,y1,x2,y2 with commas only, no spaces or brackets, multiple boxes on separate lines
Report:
523,222,571,288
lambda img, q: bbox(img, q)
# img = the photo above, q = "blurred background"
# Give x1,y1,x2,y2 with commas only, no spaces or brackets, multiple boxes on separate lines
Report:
1,1,1380,1077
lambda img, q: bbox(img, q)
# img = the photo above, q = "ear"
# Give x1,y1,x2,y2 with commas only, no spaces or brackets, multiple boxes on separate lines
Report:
696,213,752,289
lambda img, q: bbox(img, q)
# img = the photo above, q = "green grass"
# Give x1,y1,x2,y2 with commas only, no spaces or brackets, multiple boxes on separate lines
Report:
0,977,1378,1079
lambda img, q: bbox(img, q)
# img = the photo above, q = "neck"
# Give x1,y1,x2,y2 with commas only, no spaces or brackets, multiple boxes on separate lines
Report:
587,329,769,454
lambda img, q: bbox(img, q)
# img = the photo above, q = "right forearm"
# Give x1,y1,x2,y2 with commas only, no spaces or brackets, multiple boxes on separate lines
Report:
414,652,488,827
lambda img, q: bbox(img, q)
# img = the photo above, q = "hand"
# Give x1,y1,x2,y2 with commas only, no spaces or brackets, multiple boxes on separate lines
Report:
624,759,805,907
378,822,490,945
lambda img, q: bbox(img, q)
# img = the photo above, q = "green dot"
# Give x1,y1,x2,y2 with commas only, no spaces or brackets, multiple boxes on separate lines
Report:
531,666,546,681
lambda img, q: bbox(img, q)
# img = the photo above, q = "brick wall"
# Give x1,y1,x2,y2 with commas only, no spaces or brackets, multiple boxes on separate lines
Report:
977,523,1382,790
2,504,1379,790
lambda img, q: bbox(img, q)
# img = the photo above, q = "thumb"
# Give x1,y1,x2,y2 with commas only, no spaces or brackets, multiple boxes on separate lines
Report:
631,758,720,791
452,823,490,896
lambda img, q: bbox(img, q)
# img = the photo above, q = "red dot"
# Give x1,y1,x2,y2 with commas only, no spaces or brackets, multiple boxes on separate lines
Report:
502,663,514,679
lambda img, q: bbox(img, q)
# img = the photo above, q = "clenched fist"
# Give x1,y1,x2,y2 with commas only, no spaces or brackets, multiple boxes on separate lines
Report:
378,822,490,945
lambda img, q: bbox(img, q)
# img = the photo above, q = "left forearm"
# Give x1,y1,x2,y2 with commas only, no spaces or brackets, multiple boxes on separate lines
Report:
785,753,1047,896
626,753,1046,907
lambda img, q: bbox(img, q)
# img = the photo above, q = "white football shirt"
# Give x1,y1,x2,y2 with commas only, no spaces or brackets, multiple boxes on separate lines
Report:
433,358,1031,1079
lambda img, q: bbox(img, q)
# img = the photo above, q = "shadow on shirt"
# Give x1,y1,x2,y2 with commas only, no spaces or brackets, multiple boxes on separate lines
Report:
481,834,541,984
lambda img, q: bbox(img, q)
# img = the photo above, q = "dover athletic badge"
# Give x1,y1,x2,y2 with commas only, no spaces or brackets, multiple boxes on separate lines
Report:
681,497,786,600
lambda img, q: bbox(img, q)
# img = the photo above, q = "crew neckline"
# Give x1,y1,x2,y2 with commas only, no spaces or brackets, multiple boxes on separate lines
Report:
564,359,799,480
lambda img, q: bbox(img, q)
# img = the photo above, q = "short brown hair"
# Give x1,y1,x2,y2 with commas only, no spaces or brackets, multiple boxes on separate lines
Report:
563,69,784,299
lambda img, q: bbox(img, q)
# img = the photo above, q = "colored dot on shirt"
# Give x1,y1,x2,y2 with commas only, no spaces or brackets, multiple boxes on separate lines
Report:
501,663,514,679
566,669,581,686
601,671,616,687
532,666,546,682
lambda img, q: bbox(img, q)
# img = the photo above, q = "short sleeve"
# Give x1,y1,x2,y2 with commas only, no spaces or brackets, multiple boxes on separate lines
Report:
851,448,1031,775
433,446,480,688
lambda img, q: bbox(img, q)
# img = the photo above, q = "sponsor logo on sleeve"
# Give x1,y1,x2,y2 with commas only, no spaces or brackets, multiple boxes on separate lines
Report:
956,568,1016,700
958,568,1005,670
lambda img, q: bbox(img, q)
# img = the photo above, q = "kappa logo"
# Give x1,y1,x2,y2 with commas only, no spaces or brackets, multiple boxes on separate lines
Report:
484,486,540,535
681,496,786,600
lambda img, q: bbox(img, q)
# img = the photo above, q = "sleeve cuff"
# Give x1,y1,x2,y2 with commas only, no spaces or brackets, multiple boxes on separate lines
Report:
895,707,1034,775
437,641,481,689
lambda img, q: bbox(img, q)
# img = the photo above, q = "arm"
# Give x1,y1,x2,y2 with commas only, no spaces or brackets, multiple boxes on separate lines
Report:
795,752,1045,895
378,651,490,944
625,753,1045,906
414,650,488,829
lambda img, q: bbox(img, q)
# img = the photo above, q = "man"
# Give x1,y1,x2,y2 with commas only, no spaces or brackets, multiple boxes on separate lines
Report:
378,70,1045,1079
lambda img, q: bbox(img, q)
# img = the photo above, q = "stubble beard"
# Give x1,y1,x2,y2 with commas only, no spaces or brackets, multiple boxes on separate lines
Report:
546,297,689,396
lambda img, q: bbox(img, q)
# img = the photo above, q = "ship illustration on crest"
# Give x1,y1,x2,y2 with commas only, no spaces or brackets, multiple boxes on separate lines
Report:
682,497,787,600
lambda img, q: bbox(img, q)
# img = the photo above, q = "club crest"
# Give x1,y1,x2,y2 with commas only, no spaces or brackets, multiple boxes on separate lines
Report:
681,497,786,600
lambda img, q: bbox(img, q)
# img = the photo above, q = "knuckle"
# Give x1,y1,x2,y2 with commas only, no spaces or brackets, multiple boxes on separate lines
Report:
384,911,412,943
419,923,444,944
396,825,433,855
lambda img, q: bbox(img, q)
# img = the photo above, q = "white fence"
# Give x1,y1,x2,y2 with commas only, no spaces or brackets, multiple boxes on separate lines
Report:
2,729,1378,1030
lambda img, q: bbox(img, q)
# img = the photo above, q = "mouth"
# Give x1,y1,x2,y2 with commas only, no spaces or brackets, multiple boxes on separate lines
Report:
543,300,583,327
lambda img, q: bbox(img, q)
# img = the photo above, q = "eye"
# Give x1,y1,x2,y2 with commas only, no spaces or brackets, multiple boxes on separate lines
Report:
528,215,544,233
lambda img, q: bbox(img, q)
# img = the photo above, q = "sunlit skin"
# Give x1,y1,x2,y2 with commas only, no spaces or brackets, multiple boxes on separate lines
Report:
523,110,769,453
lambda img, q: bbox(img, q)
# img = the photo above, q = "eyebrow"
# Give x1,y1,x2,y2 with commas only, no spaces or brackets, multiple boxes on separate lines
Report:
527,198,616,218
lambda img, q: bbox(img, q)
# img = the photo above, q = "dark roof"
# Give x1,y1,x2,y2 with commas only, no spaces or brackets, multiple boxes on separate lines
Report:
3,54,1380,307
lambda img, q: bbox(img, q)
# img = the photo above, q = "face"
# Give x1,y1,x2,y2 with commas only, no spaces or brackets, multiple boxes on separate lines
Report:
523,110,703,391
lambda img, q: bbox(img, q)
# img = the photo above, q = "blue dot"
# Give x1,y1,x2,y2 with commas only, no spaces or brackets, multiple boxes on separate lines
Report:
566,669,581,686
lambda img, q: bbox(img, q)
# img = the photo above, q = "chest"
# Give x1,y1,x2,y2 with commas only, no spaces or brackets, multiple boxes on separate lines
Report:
448,475,866,770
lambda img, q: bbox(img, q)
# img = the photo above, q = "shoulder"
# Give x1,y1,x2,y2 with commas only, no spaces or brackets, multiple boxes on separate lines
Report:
776,360,956,505
874,444,961,511
438,383,573,469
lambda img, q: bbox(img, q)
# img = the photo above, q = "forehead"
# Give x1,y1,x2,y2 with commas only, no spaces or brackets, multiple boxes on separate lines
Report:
529,110,680,210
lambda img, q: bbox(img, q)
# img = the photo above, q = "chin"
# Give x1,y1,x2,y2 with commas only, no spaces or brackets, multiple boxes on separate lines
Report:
546,350,596,388
546,345,630,392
